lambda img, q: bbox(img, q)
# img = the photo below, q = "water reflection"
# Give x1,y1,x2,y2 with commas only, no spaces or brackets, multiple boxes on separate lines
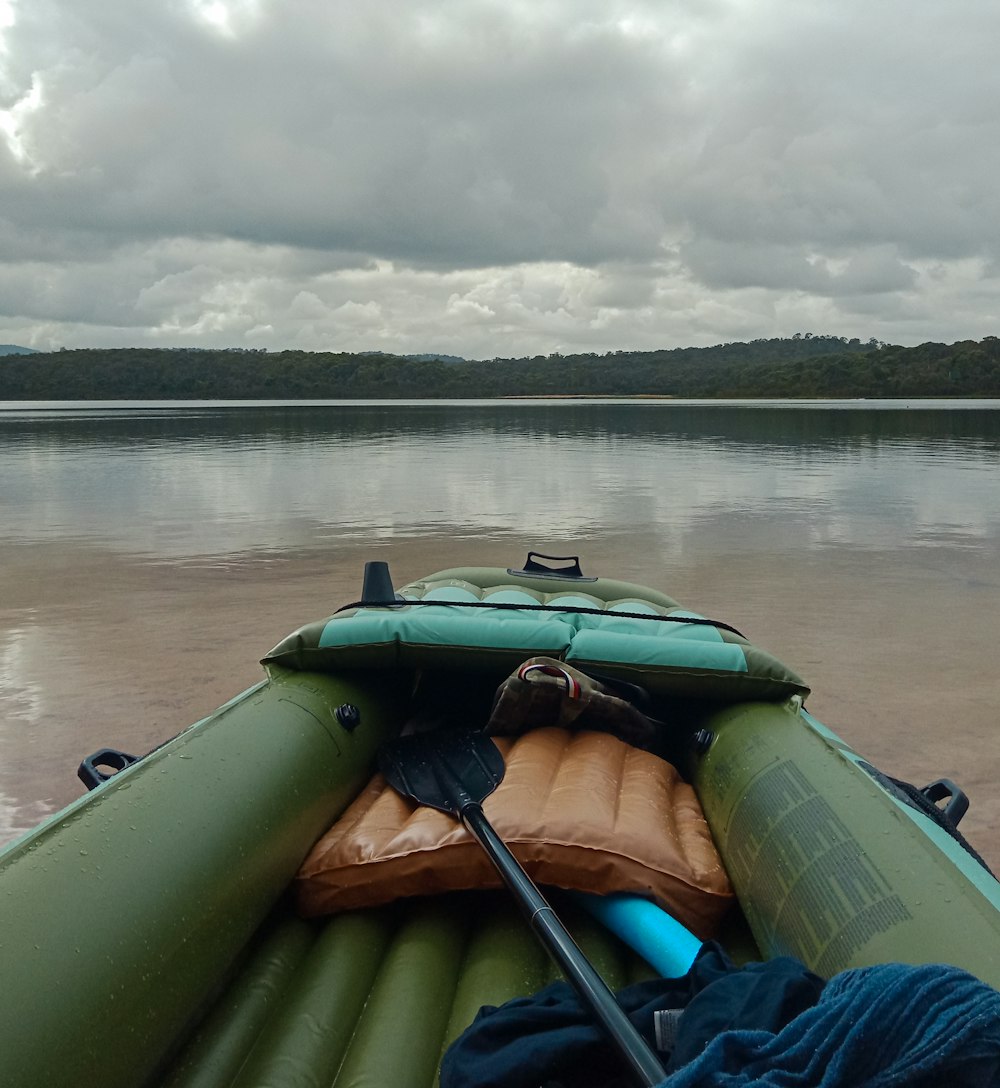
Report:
4,399,1000,448
1,401,998,561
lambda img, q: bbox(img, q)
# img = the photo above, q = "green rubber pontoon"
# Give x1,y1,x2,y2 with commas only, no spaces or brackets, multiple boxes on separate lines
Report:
1,553,998,1088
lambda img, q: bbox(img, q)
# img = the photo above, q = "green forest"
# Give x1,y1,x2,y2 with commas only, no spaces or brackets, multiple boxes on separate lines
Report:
2,334,1000,399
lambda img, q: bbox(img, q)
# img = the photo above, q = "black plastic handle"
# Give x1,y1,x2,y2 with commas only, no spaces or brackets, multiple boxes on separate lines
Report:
921,778,970,827
509,552,595,581
77,748,140,791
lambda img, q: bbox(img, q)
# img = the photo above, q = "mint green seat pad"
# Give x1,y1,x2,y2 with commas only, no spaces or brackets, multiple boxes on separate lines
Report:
264,572,808,702
318,609,574,657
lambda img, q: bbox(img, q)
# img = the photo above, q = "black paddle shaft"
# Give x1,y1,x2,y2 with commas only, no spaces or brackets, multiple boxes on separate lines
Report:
379,731,666,1087
460,801,666,1086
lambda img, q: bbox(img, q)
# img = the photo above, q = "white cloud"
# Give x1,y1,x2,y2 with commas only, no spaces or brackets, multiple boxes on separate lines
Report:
1,0,999,355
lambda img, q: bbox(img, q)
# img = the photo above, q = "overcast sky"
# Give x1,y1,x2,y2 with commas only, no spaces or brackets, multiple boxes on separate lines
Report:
1,1,998,358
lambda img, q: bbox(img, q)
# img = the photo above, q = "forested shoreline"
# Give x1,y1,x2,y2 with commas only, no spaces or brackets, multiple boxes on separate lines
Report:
2,334,1000,399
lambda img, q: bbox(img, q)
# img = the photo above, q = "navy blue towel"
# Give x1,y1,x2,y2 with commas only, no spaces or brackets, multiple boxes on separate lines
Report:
440,944,1000,1088
440,943,824,1088
657,960,1000,1087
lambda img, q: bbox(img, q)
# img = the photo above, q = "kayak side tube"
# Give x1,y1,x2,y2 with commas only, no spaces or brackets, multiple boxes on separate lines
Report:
692,699,1000,989
0,665,409,1088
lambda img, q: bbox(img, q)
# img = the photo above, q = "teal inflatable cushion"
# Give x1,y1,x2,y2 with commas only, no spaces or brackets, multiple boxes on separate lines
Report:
263,572,809,703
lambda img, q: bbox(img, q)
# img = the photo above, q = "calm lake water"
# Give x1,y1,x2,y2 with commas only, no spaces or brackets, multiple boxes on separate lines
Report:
3,398,1000,561
2,398,1000,860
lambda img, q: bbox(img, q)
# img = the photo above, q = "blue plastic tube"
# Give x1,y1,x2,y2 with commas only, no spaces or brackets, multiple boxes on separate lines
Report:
571,891,703,978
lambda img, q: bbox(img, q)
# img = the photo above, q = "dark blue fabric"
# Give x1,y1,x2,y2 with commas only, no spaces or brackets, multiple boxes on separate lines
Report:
440,943,824,1088
440,943,1000,1088
656,960,1000,1087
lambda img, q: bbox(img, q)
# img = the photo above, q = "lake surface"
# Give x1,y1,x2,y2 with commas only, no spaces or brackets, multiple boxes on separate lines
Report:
2,399,1000,865
4,398,1000,559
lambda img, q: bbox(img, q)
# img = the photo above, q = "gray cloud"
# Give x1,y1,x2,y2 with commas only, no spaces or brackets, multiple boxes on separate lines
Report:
1,0,999,355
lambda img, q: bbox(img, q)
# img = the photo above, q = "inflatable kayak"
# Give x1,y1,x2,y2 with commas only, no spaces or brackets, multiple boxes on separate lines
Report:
1,552,998,1088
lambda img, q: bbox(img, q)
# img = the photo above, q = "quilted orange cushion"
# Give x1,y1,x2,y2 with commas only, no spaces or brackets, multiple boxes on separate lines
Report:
296,728,733,938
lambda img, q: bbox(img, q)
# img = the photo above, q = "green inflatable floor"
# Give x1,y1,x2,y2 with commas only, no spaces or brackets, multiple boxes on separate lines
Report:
160,891,657,1088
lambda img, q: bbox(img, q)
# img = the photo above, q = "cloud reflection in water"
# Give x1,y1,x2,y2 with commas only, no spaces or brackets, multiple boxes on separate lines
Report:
1,401,998,563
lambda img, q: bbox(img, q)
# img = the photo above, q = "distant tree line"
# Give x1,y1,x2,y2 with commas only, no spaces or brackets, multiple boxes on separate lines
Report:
2,335,1000,399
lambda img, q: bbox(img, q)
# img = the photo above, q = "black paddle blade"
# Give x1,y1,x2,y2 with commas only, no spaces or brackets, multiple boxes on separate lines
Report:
379,730,507,816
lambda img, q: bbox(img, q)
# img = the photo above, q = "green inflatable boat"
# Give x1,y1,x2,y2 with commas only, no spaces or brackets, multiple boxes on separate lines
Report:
1,553,998,1087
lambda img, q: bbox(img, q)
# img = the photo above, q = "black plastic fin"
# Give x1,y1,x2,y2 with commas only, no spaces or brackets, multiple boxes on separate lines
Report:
361,560,397,604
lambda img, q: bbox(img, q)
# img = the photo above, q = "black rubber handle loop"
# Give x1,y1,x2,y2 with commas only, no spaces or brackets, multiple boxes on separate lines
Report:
921,778,970,826
509,552,594,580
77,748,140,791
